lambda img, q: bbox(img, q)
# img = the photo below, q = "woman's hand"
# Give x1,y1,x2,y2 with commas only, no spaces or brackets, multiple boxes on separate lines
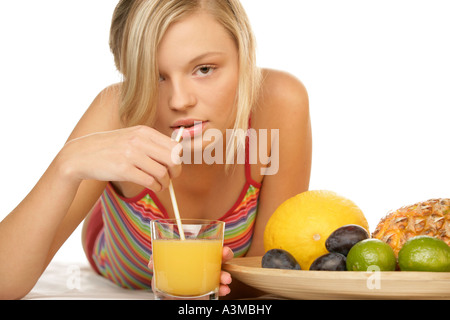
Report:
57,125,182,192
219,246,234,296
148,246,234,297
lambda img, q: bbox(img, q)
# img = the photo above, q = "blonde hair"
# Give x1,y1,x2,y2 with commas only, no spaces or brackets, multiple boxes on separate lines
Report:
110,0,261,159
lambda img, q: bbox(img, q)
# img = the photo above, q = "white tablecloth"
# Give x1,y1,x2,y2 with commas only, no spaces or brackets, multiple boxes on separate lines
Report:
23,261,154,300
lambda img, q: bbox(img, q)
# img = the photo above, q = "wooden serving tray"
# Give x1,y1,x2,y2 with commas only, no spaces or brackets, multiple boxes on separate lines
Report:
224,256,450,300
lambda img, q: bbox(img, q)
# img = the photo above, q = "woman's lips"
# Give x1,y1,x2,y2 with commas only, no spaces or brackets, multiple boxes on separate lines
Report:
171,118,204,128
172,120,208,139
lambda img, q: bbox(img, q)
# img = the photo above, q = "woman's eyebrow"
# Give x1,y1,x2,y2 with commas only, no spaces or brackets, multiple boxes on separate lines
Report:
188,51,226,64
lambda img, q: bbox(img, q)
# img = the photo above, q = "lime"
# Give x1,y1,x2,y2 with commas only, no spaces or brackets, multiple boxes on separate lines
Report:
346,239,396,271
398,235,450,272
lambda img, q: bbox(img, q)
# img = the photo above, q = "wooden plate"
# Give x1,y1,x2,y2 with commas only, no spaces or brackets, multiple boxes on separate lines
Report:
224,256,450,300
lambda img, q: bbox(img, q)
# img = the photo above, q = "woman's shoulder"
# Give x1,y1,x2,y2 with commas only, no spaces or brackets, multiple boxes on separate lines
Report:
253,68,309,129
92,82,122,114
66,83,123,141
83,82,124,126
261,68,307,93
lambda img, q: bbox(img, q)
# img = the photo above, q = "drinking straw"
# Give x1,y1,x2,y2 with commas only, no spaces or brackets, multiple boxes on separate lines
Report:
169,127,185,240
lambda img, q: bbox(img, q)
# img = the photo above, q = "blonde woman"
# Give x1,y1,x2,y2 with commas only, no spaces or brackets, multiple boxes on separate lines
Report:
0,0,311,299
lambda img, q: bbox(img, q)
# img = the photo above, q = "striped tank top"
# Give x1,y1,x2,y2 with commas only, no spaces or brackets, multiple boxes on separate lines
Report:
90,138,261,289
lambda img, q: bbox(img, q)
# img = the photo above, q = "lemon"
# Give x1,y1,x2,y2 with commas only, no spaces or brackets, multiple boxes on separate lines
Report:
263,190,369,270
398,235,450,272
346,239,396,271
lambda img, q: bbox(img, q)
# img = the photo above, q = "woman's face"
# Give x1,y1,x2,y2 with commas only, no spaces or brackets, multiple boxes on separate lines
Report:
154,11,239,147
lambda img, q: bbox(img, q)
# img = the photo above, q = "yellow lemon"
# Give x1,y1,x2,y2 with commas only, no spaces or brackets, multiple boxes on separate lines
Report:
264,190,369,270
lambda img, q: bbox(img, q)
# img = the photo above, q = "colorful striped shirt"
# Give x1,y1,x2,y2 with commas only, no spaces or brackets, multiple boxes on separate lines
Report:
90,139,261,289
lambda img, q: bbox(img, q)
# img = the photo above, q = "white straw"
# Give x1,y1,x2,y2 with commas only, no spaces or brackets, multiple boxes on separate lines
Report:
169,127,185,240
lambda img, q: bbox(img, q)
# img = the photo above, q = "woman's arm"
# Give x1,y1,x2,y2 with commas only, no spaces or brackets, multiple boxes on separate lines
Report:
0,86,119,299
0,85,181,299
0,156,96,299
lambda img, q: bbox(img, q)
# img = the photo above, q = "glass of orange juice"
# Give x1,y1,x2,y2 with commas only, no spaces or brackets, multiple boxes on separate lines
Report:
150,219,225,300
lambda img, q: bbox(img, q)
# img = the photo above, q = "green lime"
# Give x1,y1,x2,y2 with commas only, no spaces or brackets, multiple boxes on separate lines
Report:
346,239,396,271
398,235,450,272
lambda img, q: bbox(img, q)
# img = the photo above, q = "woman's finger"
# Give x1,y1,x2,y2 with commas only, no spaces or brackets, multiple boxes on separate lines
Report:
222,246,234,262
220,270,232,285
148,255,153,270
219,270,232,297
126,166,162,192
219,284,231,297
133,154,171,191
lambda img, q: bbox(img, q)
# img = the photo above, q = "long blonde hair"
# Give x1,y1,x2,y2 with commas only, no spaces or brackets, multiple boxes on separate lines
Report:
110,0,261,159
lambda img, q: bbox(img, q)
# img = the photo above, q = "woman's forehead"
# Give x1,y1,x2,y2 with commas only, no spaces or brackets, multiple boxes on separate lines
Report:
157,11,236,68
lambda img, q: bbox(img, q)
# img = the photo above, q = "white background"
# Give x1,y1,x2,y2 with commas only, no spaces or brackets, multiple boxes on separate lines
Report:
0,1,449,263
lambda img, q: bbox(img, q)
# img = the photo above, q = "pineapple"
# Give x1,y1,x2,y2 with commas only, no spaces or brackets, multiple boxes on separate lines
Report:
372,198,450,256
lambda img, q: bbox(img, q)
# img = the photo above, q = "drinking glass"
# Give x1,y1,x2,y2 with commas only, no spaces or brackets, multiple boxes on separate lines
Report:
150,219,225,300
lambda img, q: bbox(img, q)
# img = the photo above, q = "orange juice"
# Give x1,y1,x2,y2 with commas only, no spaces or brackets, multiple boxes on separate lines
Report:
152,239,222,296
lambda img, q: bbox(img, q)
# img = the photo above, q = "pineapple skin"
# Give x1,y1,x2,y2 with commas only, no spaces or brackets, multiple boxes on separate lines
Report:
372,198,450,256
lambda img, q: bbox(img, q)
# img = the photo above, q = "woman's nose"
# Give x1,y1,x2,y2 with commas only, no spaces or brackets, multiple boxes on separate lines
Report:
168,80,196,111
